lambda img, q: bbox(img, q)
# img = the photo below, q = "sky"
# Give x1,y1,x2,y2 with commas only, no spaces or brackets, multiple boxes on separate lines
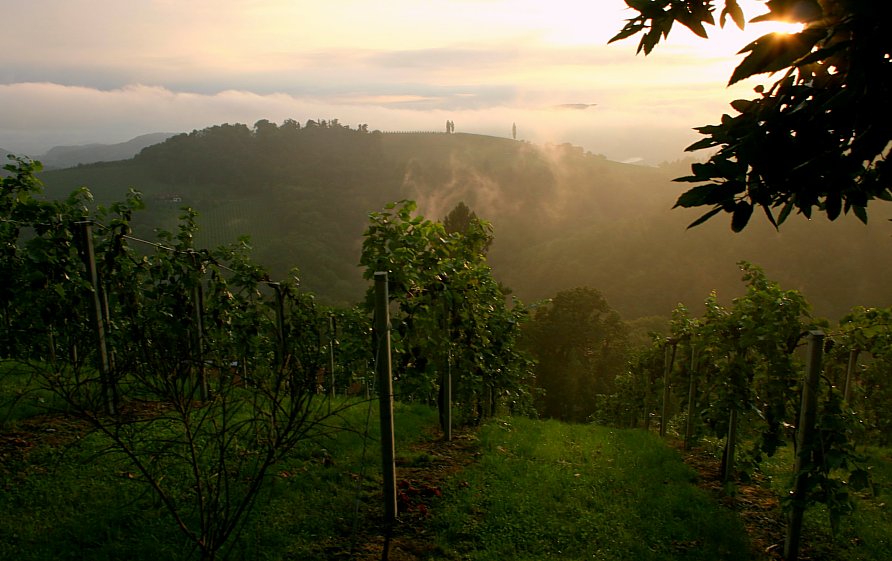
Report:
1,0,796,164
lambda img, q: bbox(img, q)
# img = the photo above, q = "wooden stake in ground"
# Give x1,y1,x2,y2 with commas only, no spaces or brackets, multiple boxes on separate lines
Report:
660,339,677,438
843,348,858,404
684,345,698,451
78,221,115,415
329,314,337,401
191,252,208,401
374,272,397,525
784,330,824,561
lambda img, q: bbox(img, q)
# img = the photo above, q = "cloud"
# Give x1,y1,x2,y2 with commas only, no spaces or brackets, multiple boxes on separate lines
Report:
369,47,522,69
551,103,597,110
0,79,727,165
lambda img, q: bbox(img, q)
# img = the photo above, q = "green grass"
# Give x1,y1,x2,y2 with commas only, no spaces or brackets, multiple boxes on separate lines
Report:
4,381,889,561
244,399,440,559
0,361,68,426
0,414,186,560
0,393,439,561
431,417,751,561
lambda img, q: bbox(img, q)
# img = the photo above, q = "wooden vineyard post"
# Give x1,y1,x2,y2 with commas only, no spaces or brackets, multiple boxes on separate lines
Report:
101,287,117,376
445,347,452,442
190,252,208,401
722,407,738,484
329,314,336,401
440,294,452,441
643,364,652,431
268,282,287,372
374,272,397,525
784,331,825,561
684,345,698,451
722,351,745,484
78,221,115,415
843,348,859,403
660,339,677,438
193,280,208,400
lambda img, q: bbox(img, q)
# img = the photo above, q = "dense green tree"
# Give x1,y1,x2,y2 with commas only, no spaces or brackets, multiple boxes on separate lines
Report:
359,200,535,426
613,0,892,229
443,201,493,253
523,287,628,422
443,201,476,234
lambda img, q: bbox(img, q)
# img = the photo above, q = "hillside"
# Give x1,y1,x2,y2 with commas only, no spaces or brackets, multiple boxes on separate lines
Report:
36,121,892,320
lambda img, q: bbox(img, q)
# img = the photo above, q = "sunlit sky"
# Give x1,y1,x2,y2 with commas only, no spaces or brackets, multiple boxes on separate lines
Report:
1,0,797,163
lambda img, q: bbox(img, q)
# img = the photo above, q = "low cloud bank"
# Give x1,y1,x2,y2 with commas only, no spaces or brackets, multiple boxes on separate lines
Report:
0,81,719,164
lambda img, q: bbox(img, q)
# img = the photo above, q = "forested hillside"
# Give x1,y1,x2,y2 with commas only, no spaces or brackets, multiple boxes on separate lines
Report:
36,120,892,320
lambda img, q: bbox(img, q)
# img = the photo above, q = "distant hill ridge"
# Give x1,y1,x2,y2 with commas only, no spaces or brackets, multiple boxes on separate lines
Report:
34,132,177,169
37,120,892,320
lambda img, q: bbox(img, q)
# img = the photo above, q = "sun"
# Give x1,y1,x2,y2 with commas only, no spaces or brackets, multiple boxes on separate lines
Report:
705,20,806,57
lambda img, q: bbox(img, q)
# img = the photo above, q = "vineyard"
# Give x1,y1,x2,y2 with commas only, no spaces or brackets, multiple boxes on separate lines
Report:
2,154,891,560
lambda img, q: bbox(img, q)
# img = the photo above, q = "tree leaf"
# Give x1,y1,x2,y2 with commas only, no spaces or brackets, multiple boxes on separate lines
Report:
762,205,779,229
720,0,745,30
731,201,753,232
729,29,823,85
825,194,842,220
729,99,755,113
777,200,795,225
675,184,717,208
674,181,745,208
795,39,850,67
752,0,822,23
685,136,719,152
687,206,724,229
682,16,709,39
609,22,644,44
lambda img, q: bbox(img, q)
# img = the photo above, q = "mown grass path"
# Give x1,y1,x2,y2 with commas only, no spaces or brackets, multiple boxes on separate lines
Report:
339,418,752,561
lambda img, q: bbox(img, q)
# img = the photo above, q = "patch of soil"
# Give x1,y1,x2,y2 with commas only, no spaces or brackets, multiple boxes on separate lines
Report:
675,442,788,560
313,428,480,561
0,414,92,489
1,415,89,463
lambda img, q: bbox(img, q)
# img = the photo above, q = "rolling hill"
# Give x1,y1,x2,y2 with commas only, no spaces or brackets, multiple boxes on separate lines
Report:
35,121,892,321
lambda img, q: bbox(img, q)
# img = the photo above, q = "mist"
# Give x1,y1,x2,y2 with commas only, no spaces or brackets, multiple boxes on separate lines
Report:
0,82,717,165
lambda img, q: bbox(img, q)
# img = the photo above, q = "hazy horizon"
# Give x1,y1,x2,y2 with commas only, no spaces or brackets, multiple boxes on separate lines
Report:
2,0,802,165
